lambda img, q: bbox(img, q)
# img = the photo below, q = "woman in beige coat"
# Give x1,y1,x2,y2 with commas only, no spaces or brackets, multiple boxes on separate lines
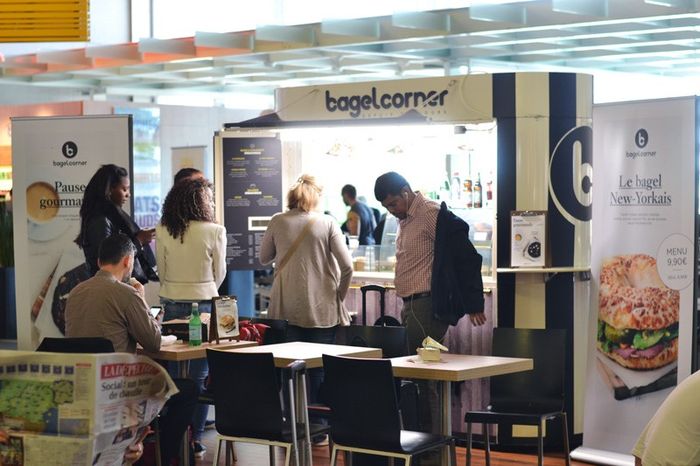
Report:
260,174,352,437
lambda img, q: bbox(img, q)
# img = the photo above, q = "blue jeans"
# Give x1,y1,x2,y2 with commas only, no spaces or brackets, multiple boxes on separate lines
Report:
161,298,212,442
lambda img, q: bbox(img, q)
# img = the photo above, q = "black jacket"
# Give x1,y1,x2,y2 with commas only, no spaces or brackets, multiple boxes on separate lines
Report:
431,202,484,325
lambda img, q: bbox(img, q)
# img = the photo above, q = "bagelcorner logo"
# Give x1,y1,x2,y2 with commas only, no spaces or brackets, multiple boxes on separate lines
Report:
325,87,448,118
62,141,78,158
635,129,648,149
53,140,88,167
626,128,655,159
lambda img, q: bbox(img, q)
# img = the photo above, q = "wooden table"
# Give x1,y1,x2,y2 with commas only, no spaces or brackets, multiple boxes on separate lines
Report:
226,341,382,368
139,339,258,377
226,341,383,466
391,353,533,464
138,339,257,466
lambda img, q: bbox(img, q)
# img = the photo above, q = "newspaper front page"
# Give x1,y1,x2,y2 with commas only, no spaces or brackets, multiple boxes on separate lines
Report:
0,350,177,466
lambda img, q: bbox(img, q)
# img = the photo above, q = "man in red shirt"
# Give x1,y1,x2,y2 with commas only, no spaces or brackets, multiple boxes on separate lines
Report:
375,172,485,465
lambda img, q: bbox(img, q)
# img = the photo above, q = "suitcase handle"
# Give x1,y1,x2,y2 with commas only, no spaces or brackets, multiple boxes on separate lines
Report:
360,285,386,326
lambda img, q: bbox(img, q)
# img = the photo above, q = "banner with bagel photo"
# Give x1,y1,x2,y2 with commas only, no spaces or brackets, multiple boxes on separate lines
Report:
579,98,698,461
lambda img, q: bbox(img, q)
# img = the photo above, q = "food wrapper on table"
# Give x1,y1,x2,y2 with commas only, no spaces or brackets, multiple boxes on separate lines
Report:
416,336,448,362
0,350,178,466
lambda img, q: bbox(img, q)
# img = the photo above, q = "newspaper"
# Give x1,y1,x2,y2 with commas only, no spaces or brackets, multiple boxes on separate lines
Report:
0,350,178,466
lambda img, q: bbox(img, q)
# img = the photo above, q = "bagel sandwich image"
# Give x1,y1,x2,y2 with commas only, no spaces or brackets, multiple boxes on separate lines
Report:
219,314,237,333
597,254,679,371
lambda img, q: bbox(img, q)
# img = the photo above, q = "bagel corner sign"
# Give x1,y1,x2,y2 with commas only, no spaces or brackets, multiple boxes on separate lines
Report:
274,74,494,123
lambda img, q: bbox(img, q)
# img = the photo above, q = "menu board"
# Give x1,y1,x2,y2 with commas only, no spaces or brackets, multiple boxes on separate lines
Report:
222,136,282,269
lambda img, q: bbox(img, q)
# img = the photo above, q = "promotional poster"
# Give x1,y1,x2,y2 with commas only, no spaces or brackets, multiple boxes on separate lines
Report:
580,98,697,459
12,115,132,349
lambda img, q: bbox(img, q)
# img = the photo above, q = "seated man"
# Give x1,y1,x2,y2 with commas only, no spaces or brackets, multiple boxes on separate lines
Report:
66,233,197,466
632,369,700,466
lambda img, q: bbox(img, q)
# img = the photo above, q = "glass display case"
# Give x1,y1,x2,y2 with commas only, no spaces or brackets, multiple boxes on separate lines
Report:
349,207,494,280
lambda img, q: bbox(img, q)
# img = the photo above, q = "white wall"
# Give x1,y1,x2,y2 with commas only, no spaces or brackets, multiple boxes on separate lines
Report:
82,101,258,197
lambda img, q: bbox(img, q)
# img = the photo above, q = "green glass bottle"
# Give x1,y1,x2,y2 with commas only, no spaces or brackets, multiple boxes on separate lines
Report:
189,302,202,347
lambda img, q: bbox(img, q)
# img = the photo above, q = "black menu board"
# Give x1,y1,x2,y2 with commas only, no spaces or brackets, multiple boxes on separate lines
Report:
222,136,282,269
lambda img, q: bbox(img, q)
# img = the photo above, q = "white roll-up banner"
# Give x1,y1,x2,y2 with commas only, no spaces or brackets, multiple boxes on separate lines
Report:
11,115,132,350
573,98,697,464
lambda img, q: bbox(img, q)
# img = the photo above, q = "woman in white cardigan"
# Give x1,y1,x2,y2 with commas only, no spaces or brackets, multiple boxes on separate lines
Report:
156,177,226,457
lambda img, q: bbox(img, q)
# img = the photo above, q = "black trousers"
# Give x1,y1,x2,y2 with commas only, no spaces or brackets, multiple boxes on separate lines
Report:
159,378,198,465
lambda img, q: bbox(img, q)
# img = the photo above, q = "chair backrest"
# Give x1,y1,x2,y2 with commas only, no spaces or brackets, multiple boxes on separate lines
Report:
250,317,288,345
490,328,566,412
206,349,284,439
335,325,408,358
37,337,115,354
322,354,402,449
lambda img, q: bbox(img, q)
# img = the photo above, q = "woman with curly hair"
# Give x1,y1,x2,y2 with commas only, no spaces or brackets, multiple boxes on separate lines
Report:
156,177,226,456
76,164,157,283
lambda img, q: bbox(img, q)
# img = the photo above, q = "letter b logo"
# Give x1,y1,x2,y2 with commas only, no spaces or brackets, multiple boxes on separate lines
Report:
635,129,648,149
62,141,78,159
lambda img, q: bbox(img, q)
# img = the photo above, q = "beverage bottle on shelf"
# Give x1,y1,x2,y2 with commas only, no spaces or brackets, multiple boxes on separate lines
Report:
463,177,473,208
473,173,483,208
486,171,493,207
189,302,202,347
450,172,461,201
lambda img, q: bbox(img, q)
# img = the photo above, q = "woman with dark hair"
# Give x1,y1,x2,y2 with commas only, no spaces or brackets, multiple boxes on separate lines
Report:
76,164,157,283
156,177,226,457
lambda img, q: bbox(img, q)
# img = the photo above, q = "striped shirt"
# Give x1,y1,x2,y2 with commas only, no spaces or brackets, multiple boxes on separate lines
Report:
394,192,440,298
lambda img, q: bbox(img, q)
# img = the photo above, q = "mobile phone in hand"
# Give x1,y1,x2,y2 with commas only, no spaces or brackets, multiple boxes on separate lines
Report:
149,306,162,319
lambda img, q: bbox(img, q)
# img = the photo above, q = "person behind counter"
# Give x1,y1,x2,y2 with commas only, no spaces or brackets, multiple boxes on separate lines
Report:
259,174,353,438
341,184,376,245
156,177,226,458
65,234,197,466
75,164,157,283
374,171,485,465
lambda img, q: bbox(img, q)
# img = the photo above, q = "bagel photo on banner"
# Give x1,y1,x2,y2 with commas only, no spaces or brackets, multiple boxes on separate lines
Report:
579,97,697,459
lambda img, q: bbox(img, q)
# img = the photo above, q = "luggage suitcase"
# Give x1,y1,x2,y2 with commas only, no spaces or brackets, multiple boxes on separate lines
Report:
360,284,400,327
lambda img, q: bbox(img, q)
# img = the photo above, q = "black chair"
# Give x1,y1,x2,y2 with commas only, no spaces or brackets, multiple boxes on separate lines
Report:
199,318,289,405
207,349,329,466
323,354,456,466
37,337,115,353
251,317,289,345
464,328,571,466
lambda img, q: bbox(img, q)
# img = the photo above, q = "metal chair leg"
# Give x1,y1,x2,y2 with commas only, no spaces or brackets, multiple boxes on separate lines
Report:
466,422,472,466
537,420,544,466
330,445,339,466
224,440,232,466
227,442,236,464
212,438,222,466
484,423,491,466
299,373,313,466
269,445,276,466
287,377,301,466
284,444,291,466
561,412,571,466
450,437,457,466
